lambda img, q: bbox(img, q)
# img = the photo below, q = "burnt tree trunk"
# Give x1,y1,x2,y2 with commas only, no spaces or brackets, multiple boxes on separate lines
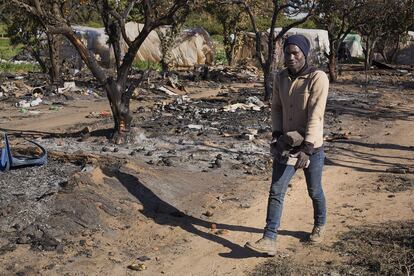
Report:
240,1,314,101
27,46,47,74
11,0,191,144
223,22,237,66
105,79,133,144
46,33,61,84
223,33,233,66
364,38,372,72
263,65,272,101
327,35,340,83
328,52,337,82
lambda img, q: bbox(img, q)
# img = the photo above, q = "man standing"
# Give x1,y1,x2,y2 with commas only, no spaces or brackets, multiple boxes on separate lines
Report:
245,34,329,256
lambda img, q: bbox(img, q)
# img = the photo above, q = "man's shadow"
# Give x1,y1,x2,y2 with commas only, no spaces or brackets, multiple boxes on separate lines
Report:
102,167,308,259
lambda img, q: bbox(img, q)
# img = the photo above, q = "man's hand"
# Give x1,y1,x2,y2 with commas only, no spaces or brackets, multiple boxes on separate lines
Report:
294,151,309,169
270,138,279,157
270,131,283,157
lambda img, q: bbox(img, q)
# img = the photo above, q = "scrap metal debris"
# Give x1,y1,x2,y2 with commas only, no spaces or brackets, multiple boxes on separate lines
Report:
1,133,47,172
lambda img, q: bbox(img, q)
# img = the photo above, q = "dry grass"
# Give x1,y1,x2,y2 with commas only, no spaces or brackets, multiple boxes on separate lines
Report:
252,221,414,276
334,221,414,275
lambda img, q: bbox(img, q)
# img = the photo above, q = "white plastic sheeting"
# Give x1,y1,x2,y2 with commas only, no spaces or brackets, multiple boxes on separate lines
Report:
63,23,215,68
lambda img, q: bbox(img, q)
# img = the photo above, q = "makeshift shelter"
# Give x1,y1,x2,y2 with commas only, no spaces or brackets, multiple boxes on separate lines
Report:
123,22,215,67
64,26,113,68
394,31,414,65
272,28,330,65
63,24,215,69
343,34,364,58
232,32,268,68
233,28,330,67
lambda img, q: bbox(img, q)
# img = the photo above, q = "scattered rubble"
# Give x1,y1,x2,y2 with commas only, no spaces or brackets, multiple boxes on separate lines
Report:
0,64,413,274
57,81,82,94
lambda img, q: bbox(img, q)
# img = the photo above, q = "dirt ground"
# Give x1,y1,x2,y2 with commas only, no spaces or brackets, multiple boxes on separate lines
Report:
0,65,413,275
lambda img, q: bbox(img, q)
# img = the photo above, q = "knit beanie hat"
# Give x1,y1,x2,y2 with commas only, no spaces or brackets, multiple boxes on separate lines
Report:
283,34,310,57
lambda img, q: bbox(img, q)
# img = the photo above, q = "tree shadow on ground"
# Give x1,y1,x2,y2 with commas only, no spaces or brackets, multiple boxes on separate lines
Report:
335,140,414,152
101,166,284,259
325,139,413,173
326,100,414,122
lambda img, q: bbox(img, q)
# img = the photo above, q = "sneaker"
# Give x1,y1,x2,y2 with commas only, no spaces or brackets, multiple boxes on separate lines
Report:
245,237,276,256
309,225,325,243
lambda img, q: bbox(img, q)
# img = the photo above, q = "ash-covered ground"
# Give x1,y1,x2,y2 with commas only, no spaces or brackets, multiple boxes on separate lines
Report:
0,65,413,275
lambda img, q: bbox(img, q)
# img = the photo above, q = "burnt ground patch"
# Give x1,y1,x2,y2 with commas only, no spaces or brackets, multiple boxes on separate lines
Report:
250,255,354,276
376,174,414,193
334,221,414,275
0,160,81,253
251,221,414,276
0,159,140,256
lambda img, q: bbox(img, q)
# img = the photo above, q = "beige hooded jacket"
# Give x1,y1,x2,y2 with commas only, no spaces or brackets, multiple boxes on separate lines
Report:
271,68,329,148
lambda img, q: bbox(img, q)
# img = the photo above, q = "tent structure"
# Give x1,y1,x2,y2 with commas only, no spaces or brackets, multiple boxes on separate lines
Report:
233,28,330,67
232,32,267,67
123,22,215,68
62,24,215,69
272,28,330,65
232,28,414,66
342,32,414,64
343,34,364,58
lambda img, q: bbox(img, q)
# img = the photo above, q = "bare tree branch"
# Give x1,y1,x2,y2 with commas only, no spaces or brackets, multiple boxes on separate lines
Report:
10,0,40,16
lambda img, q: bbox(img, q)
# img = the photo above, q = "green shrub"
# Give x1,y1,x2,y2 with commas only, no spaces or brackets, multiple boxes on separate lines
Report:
211,35,227,65
185,13,223,35
211,34,224,44
132,60,162,71
0,60,39,73
214,50,227,65
0,24,6,37
85,21,103,28
0,38,23,60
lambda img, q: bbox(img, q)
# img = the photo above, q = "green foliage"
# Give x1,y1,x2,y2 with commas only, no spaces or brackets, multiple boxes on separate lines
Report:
0,60,39,73
251,14,317,32
296,19,317,29
255,16,272,32
0,38,23,60
185,12,223,35
0,38,9,47
83,21,103,28
72,1,103,27
211,34,224,44
132,60,162,71
214,50,227,65
0,24,6,37
211,35,227,65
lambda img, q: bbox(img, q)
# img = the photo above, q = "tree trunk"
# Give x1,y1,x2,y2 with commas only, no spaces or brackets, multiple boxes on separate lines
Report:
223,28,233,66
161,60,169,75
105,79,133,144
227,44,234,66
390,38,400,63
328,53,337,82
28,47,47,74
47,33,61,84
364,39,371,72
263,66,272,101
365,38,378,71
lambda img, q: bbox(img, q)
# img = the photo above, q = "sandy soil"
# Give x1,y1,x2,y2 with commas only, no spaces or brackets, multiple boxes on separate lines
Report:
0,68,413,275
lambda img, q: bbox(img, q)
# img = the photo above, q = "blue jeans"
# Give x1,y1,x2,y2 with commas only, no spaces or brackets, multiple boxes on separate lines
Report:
264,150,326,240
